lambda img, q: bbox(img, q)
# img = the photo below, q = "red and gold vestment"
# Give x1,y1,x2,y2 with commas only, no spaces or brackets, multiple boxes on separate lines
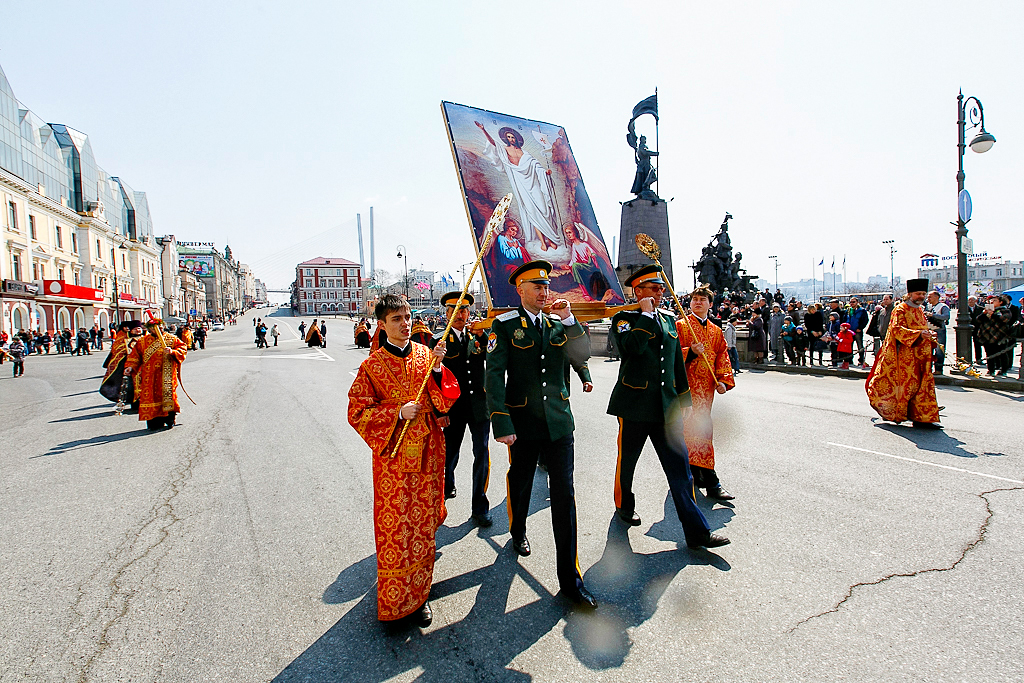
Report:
676,315,735,470
124,331,188,421
866,302,940,424
347,342,459,621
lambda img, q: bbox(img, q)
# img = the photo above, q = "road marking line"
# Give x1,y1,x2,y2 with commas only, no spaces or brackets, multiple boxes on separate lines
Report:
826,442,1023,484
213,353,332,360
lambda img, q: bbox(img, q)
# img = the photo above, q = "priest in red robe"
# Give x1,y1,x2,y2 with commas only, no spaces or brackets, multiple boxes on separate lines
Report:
866,279,941,428
348,294,459,627
676,286,736,500
123,316,188,430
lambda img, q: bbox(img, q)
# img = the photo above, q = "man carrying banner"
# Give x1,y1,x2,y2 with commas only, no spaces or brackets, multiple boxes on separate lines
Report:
677,285,737,500
608,266,729,549
347,294,459,627
430,292,492,525
123,315,188,430
486,260,598,608
866,279,942,429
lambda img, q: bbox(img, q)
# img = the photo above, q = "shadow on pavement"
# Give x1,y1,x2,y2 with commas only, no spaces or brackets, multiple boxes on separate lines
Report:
565,516,731,669
49,411,119,423
647,490,735,541
875,422,1004,458
34,429,153,457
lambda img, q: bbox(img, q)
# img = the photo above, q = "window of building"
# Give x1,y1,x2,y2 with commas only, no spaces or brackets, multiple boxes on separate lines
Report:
969,270,975,278
32,261,39,280
305,269,312,276
55,225,62,248
305,279,312,287
12,252,21,280
122,253,127,269
7,201,17,231
72,232,78,253
97,240,102,259
996,269,1002,276
58,267,64,281
74,271,79,286
981,269,987,277
29,215,36,239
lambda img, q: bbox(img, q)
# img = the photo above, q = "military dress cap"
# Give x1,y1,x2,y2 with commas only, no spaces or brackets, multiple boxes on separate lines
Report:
906,278,929,293
509,260,553,287
440,291,475,308
625,264,665,288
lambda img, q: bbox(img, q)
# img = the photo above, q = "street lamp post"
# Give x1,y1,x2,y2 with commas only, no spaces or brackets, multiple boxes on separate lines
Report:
882,240,896,292
768,255,779,292
954,91,996,364
396,245,409,300
110,238,129,324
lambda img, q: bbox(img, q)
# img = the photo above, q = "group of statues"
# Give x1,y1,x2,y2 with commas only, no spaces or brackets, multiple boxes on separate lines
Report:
690,214,756,302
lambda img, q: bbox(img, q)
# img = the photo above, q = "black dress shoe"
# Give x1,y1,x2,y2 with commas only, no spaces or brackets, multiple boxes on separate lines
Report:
512,536,531,557
445,485,457,499
912,421,943,430
688,533,731,549
410,601,432,627
562,585,598,609
616,508,641,526
705,487,735,501
471,513,493,528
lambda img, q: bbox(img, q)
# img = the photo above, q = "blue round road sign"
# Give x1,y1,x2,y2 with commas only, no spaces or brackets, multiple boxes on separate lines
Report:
958,189,972,223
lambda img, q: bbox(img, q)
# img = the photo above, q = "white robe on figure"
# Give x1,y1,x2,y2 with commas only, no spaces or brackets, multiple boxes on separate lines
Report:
484,141,568,265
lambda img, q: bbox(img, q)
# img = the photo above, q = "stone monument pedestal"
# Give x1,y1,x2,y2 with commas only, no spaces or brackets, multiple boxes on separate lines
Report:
616,199,673,291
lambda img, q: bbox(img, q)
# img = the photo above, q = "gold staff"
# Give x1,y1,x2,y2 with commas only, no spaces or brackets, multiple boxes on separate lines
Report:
389,193,513,458
634,233,717,378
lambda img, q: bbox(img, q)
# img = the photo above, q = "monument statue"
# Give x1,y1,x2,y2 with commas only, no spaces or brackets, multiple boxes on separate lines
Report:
690,213,758,303
625,93,661,202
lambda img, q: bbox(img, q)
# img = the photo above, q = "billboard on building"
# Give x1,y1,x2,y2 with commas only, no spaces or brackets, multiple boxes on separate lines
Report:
442,101,624,308
180,254,215,278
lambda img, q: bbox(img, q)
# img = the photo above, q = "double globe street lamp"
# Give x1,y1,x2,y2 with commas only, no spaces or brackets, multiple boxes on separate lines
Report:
954,91,996,364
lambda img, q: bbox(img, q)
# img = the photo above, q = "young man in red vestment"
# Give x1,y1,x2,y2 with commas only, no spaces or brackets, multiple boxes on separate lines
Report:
677,286,737,500
347,294,460,627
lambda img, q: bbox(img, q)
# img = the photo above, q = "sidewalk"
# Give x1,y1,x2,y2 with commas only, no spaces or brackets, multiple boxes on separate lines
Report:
741,360,1024,392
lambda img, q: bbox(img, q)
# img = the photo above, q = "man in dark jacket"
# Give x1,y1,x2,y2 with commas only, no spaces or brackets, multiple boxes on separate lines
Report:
607,265,729,550
430,292,491,525
75,328,91,356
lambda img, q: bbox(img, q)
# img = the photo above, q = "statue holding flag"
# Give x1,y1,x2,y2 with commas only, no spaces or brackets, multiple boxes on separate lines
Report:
626,93,660,201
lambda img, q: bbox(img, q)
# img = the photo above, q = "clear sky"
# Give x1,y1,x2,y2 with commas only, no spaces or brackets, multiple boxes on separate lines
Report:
2,1,1021,291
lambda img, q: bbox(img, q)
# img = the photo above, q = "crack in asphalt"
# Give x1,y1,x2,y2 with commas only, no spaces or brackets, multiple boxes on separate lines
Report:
787,486,1024,633
40,371,257,682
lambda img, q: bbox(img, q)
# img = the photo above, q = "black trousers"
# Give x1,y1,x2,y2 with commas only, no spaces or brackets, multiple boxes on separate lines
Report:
614,418,711,546
507,433,582,592
444,414,491,516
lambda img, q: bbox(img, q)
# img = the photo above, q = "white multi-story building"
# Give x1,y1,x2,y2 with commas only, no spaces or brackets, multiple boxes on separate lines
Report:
295,257,362,315
918,251,1024,297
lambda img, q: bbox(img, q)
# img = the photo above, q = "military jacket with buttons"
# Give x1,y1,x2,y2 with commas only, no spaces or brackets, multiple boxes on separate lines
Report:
607,309,691,422
485,306,590,441
429,327,488,423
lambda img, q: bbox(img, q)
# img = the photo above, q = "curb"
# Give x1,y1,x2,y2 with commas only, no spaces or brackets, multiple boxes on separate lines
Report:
739,362,1024,393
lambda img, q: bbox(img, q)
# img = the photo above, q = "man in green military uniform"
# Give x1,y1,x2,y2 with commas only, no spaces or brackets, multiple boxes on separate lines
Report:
430,291,493,526
607,265,729,549
485,260,598,608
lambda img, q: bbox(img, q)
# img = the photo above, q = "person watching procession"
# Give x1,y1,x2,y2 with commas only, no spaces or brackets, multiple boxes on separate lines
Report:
803,303,825,365
865,279,942,429
607,267,730,549
792,325,809,365
429,291,492,527
677,285,738,502
974,294,1015,376
747,309,767,364
925,290,950,375
346,294,459,628
724,316,740,374
123,314,189,430
484,260,598,609
768,303,785,363
846,297,869,368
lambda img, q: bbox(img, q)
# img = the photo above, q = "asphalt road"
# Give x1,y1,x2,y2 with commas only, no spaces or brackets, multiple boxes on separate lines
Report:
1,308,1022,682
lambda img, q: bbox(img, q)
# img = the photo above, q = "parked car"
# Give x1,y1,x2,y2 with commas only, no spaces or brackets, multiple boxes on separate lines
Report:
211,322,225,331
